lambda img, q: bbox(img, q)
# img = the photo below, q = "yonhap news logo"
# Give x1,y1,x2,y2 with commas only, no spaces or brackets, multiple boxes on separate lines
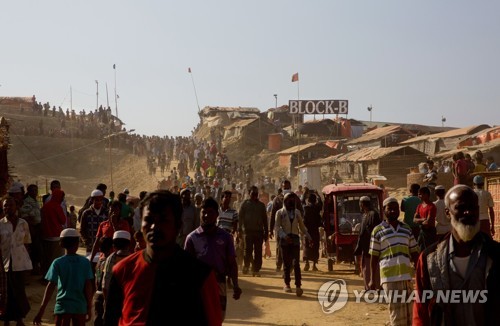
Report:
317,279,488,314
317,279,348,314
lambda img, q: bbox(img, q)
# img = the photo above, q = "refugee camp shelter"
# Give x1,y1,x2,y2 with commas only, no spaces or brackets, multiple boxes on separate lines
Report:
400,124,491,156
300,145,427,187
346,125,414,149
278,141,334,177
223,118,275,146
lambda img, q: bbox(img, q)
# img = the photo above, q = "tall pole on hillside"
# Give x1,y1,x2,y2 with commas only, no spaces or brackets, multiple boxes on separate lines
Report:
367,105,373,122
291,72,300,180
113,64,118,118
95,80,99,111
70,86,73,147
188,67,201,112
106,83,110,109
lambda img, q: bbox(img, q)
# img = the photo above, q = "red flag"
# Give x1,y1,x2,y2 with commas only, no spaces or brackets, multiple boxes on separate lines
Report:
291,72,299,82
188,67,191,73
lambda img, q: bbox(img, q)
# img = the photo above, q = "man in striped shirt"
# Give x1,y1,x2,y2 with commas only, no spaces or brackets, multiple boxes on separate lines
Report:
369,197,420,326
217,191,239,234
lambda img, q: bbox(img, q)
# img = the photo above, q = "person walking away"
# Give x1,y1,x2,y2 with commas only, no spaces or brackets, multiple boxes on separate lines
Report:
104,190,221,325
40,188,67,276
434,185,451,242
20,184,42,275
0,197,32,325
472,175,495,237
33,228,94,326
302,193,323,272
369,197,419,326
238,186,268,277
185,198,242,321
413,185,500,325
275,193,312,296
353,196,381,290
413,186,437,251
400,183,421,240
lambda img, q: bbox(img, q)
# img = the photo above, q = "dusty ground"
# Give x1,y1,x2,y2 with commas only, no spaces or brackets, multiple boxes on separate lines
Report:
23,239,394,326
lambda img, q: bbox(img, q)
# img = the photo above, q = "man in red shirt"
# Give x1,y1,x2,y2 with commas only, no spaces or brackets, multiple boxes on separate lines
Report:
89,201,131,265
413,186,437,251
104,190,221,326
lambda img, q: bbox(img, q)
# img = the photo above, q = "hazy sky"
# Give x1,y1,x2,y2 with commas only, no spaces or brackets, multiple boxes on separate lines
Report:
1,1,499,136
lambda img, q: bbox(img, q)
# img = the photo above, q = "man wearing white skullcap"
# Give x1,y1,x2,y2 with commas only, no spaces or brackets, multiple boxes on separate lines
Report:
80,189,108,255
369,196,419,325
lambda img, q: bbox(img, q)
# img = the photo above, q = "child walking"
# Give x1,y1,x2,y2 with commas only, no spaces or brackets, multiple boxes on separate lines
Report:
33,228,94,326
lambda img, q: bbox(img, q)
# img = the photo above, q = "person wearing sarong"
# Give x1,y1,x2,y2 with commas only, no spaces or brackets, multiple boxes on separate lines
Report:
302,192,322,272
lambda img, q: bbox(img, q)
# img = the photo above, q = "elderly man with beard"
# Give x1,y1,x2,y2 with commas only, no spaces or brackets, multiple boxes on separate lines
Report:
185,197,242,321
413,185,500,326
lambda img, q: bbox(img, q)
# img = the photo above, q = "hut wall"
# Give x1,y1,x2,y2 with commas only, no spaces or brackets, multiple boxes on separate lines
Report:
279,154,291,167
378,154,428,187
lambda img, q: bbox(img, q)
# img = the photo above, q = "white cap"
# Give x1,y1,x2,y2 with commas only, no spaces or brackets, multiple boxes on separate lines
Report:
8,182,24,194
435,185,445,190
359,196,371,202
60,228,80,238
113,230,131,240
383,197,399,207
91,189,104,197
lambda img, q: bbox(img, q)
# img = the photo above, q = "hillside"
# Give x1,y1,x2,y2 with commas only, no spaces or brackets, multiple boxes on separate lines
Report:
8,134,158,205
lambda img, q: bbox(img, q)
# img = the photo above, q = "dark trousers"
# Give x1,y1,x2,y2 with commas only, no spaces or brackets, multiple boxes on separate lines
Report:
281,243,301,287
28,223,42,271
244,234,263,272
275,238,283,269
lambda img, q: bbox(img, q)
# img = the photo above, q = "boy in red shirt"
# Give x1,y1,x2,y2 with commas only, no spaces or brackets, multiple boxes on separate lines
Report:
413,186,437,250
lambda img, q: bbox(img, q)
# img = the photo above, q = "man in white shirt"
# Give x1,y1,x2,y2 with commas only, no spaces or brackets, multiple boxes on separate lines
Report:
472,175,495,237
434,185,451,242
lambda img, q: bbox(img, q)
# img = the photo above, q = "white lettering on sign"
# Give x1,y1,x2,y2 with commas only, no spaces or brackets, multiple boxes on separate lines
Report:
288,100,349,115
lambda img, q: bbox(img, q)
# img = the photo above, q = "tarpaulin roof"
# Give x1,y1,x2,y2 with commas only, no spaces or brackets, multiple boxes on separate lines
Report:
346,125,410,145
432,137,500,160
400,124,491,144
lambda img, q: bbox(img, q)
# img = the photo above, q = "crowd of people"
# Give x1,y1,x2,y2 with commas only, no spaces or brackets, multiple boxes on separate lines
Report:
0,134,498,325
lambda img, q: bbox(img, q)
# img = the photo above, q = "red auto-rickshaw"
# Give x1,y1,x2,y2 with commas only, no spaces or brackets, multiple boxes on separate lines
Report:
322,183,383,272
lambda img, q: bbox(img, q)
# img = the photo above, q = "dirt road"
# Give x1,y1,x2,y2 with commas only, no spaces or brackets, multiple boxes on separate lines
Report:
24,239,389,326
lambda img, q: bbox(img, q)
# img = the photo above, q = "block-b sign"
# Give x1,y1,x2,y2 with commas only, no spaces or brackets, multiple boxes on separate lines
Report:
289,100,348,115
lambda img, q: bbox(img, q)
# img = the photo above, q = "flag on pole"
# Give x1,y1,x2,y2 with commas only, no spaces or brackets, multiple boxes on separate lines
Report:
188,67,192,73
291,72,299,82
113,64,116,69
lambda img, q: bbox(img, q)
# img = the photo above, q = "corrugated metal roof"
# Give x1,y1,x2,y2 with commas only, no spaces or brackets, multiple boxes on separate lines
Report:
346,125,406,145
299,145,424,167
278,142,327,155
400,124,491,144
